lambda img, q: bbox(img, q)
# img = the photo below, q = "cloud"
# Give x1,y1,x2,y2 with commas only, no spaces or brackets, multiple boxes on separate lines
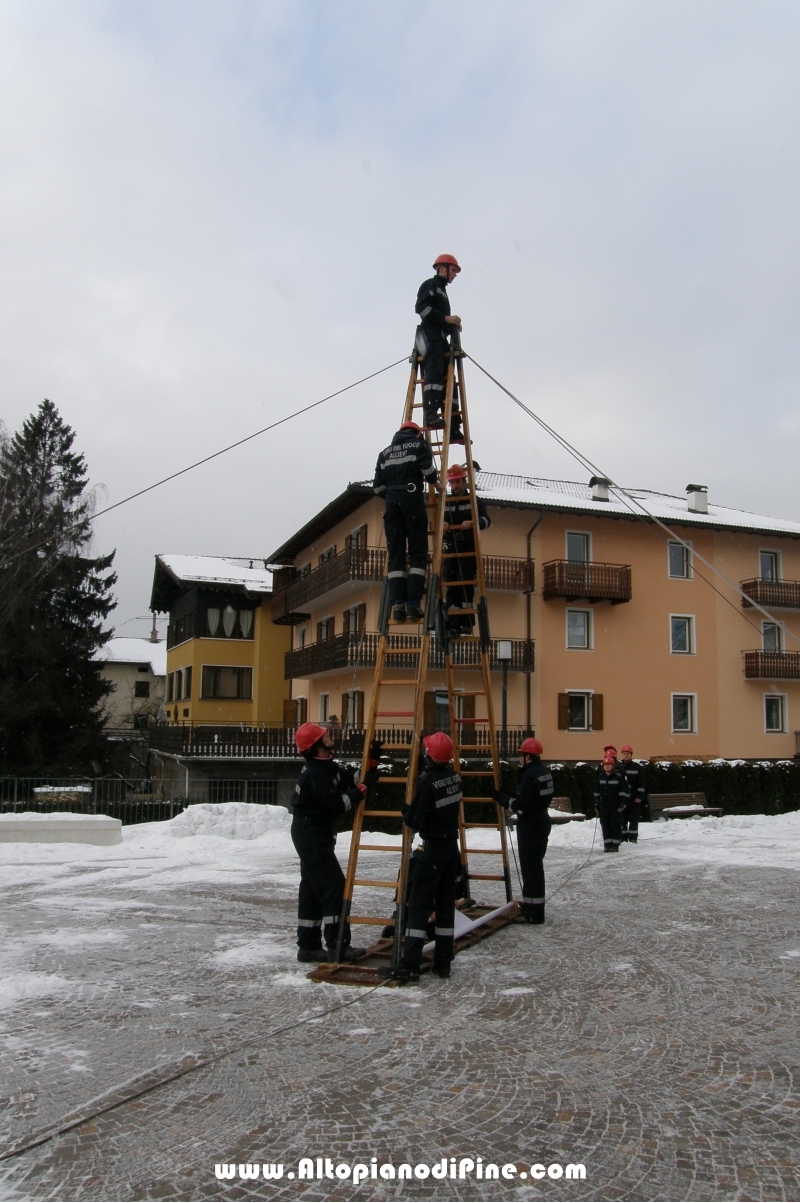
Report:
0,1,798,626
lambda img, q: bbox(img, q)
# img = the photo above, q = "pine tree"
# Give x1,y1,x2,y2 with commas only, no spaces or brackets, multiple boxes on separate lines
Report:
0,399,117,773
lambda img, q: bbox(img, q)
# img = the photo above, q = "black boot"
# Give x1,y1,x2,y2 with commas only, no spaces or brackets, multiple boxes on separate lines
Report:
297,948,329,963
432,961,451,979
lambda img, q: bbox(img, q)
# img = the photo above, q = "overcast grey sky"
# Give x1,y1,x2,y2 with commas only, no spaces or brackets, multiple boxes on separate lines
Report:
1,0,799,634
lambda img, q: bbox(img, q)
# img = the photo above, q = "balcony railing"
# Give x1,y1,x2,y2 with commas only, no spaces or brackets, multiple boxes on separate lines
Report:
148,724,532,759
285,632,534,679
743,650,800,679
272,549,534,624
272,547,387,624
542,560,632,604
741,578,800,610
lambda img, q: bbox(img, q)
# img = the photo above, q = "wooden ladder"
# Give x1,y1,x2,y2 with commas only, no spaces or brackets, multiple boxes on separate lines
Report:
334,331,512,969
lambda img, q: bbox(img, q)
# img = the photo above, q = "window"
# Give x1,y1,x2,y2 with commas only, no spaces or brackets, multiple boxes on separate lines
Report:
299,562,311,578
319,693,330,722
345,689,364,728
318,545,336,566
762,622,783,653
168,612,193,648
137,664,149,673
135,681,150,699
566,531,590,563
566,609,592,649
671,694,697,733
558,692,603,731
346,525,368,551
200,665,253,700
183,665,192,700
166,672,174,702
760,550,780,581
765,694,787,733
343,604,366,636
668,541,692,579
297,626,307,649
317,617,335,642
204,606,253,639
670,615,695,654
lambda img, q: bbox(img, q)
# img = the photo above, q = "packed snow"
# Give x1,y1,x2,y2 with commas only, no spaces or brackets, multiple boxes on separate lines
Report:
2,803,799,1013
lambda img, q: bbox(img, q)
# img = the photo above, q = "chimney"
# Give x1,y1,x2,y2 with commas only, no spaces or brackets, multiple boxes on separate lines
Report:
150,611,160,643
686,483,708,514
589,475,611,502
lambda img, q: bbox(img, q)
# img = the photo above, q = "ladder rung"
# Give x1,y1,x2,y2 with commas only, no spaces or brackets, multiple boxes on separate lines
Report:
378,680,417,686
362,809,404,817
380,743,412,750
349,916,393,925
446,608,477,615
359,844,402,852
469,873,506,881
450,691,486,696
461,770,496,776
462,796,495,802
464,847,503,855
353,879,398,889
376,776,408,783
464,822,502,828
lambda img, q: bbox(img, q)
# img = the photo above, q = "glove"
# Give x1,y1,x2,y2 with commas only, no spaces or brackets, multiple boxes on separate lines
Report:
493,789,512,809
362,768,380,789
368,738,383,770
355,785,367,800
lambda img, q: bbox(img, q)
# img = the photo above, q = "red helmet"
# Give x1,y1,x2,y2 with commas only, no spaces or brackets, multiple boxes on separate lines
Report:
602,755,616,767
400,421,421,433
433,253,461,273
603,744,617,755
294,722,328,753
621,744,633,753
447,464,468,480
519,737,543,756
424,731,454,763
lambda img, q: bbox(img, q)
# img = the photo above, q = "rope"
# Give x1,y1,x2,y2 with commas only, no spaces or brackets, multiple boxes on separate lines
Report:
92,356,409,521
465,352,800,648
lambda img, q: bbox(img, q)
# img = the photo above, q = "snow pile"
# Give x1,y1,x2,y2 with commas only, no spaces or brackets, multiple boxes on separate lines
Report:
168,801,293,844
0,811,103,822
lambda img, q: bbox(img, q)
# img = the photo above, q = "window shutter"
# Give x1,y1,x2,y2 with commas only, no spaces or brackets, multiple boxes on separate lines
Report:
342,609,351,636
316,621,323,644
344,534,352,551
298,697,308,724
592,694,604,731
283,699,297,726
424,691,437,733
557,693,570,730
355,603,366,634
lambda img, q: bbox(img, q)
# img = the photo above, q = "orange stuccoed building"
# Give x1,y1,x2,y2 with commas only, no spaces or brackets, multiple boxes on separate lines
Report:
268,473,800,761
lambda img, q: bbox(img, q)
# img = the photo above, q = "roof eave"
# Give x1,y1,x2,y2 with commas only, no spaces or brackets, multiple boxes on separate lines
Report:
267,482,375,564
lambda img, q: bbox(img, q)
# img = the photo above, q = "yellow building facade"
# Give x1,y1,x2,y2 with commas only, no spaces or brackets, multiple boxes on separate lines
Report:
150,555,291,725
268,474,800,760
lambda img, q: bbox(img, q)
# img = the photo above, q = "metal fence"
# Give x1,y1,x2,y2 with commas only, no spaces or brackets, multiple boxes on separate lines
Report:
0,777,279,825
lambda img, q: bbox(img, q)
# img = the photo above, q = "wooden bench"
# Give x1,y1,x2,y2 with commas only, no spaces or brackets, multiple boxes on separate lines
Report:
649,791,723,819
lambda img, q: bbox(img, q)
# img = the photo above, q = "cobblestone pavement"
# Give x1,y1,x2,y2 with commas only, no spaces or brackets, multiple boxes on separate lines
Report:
1,838,798,1202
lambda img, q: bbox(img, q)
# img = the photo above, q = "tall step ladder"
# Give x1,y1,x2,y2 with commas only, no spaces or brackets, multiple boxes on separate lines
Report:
321,332,515,984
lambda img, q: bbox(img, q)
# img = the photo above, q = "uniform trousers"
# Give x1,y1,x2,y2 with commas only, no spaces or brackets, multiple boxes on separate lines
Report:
420,332,448,424
400,837,460,971
517,819,550,921
596,799,623,851
621,800,640,843
291,817,352,951
384,494,429,606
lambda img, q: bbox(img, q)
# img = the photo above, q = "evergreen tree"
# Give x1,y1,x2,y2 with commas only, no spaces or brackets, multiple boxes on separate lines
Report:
0,399,116,772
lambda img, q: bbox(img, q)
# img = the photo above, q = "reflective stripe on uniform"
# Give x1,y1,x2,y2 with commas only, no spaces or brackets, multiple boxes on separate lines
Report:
323,915,339,925
419,306,432,318
435,793,461,808
386,453,422,466
297,918,322,928
408,567,427,576
387,570,407,579
522,896,545,905
434,926,454,936
424,382,444,391
342,794,352,812
406,928,428,939
422,464,436,475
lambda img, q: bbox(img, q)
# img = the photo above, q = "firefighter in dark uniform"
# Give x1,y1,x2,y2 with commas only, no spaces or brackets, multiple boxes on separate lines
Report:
442,463,491,639
373,421,438,623
619,743,645,843
594,754,630,852
415,253,465,443
291,722,368,963
379,731,462,983
494,737,554,924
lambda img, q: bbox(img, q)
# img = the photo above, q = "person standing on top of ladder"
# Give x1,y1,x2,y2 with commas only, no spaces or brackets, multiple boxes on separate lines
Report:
415,254,465,443
379,732,462,984
443,463,491,640
291,722,370,963
494,738,554,924
373,420,438,624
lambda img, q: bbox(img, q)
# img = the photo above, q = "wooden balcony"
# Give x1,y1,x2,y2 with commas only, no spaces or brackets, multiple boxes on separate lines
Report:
272,547,387,624
284,632,534,680
741,578,800,610
743,650,800,679
272,548,534,624
542,560,632,604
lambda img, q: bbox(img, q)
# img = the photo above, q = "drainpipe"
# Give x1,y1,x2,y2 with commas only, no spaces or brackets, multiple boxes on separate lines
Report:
525,513,543,736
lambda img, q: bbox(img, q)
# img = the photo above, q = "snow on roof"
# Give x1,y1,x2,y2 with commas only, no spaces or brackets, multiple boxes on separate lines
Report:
471,472,800,538
95,637,167,677
157,554,273,594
